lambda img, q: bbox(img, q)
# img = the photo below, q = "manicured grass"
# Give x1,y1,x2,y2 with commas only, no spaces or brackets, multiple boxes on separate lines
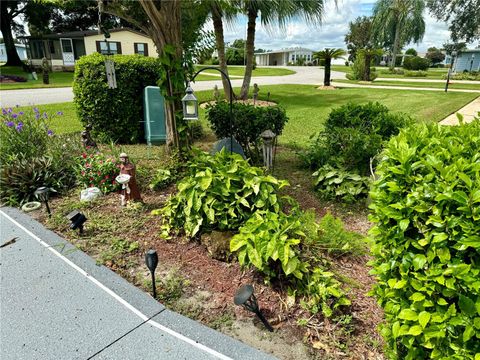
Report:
21,85,477,146
330,65,449,79
194,65,295,77
1,65,74,90
333,79,480,91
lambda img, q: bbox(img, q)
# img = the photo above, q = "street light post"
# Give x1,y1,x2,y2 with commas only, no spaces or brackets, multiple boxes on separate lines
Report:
470,54,475,72
182,66,234,154
445,50,458,93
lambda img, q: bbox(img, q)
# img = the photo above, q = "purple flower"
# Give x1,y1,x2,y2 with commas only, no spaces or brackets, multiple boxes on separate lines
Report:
2,109,7,115
35,113,40,120
7,108,12,113
47,129,54,136
6,121,15,127
56,111,63,116
16,122,23,131
43,112,48,119
12,113,18,119
18,111,24,115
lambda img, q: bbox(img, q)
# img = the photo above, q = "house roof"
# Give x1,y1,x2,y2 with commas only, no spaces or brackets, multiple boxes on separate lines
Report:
20,28,149,40
255,47,314,55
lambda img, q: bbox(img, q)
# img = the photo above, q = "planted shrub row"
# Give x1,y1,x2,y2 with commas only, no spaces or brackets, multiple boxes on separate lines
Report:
370,119,480,359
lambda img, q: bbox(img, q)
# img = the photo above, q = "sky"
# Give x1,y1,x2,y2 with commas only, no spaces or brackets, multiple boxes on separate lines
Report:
205,0,460,54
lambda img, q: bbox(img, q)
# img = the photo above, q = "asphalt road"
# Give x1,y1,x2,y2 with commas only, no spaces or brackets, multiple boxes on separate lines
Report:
0,66,344,108
0,207,275,360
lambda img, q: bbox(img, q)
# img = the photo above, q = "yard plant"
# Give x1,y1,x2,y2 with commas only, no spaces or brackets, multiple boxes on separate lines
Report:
370,118,480,359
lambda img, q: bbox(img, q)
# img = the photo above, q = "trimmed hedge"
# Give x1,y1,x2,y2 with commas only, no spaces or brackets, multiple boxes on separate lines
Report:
369,119,480,359
73,53,162,143
403,56,430,71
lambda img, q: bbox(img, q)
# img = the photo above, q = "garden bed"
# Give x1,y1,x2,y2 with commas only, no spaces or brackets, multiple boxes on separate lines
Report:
29,140,384,360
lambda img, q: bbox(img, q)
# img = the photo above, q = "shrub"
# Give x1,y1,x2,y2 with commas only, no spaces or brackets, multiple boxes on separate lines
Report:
312,165,370,203
446,72,480,81
404,70,428,77
379,68,404,75
153,149,288,238
73,53,162,143
0,107,80,205
403,56,430,71
75,151,120,194
206,102,288,160
301,102,411,175
369,119,480,359
348,52,378,81
231,209,351,317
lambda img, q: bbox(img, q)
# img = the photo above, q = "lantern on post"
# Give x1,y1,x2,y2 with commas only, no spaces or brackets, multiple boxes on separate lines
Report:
145,249,159,298
234,284,273,332
260,129,276,171
34,186,51,217
66,210,87,234
181,84,199,121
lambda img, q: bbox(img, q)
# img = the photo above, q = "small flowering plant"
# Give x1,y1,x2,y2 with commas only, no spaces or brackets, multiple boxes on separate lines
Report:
1,106,57,163
76,151,120,194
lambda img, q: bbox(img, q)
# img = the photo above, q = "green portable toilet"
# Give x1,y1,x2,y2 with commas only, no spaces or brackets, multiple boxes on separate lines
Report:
143,86,167,145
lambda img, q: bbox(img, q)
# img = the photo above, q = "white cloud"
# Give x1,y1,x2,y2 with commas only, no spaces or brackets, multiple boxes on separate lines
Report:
206,0,467,53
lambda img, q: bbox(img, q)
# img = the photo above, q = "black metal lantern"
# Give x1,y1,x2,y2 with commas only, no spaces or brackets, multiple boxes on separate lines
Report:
234,284,273,332
34,186,51,217
67,210,87,234
182,85,199,121
145,249,158,298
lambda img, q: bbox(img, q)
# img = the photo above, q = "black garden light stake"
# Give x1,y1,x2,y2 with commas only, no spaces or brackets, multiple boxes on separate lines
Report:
145,249,158,298
445,50,458,93
234,284,273,332
34,186,51,217
66,210,87,234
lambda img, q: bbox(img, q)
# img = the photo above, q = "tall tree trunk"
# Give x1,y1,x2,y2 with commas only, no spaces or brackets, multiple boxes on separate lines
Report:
390,21,401,69
239,7,257,100
324,58,331,86
137,0,182,152
0,5,23,67
211,5,232,101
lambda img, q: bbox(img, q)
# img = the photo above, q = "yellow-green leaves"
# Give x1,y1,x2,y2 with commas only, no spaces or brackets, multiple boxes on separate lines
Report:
370,119,480,359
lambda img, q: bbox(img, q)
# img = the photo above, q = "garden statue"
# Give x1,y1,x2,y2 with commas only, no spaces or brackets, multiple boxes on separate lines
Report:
252,83,259,105
41,57,49,85
81,124,97,149
116,153,142,206
213,85,220,102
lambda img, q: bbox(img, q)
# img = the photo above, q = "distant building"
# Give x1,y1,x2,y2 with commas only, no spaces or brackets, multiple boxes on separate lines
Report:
21,28,156,71
453,49,480,72
255,47,314,66
0,43,27,62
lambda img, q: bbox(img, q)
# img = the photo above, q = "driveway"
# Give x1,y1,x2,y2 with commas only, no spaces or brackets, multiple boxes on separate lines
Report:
0,66,343,108
0,207,274,360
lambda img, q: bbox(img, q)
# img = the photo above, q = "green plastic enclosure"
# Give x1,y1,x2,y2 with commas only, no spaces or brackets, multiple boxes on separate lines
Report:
143,86,167,145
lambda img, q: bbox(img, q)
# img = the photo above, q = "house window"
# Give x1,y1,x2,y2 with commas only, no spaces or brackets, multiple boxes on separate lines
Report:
96,41,122,55
291,54,295,61
31,40,45,59
49,40,56,54
134,43,148,56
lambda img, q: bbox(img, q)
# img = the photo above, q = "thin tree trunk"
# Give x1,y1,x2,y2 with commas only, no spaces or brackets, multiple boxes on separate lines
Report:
211,5,232,101
239,7,257,100
324,58,331,86
1,5,23,67
364,53,371,81
390,21,401,69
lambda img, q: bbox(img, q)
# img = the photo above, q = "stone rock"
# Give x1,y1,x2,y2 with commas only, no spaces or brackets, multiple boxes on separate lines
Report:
200,231,234,262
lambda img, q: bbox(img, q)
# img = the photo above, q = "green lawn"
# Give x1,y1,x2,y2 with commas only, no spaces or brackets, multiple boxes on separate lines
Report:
194,65,295,78
1,65,74,90
330,65,449,79
18,85,477,147
16,102,82,134
333,79,480,91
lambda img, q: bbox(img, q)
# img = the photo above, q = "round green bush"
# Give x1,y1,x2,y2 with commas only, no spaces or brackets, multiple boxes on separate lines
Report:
73,53,162,143
403,56,430,71
369,119,480,359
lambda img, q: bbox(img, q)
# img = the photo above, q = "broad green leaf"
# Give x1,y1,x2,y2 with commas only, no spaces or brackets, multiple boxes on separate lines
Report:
408,325,423,336
463,325,475,342
418,311,431,328
459,295,476,316
412,254,427,270
398,309,418,321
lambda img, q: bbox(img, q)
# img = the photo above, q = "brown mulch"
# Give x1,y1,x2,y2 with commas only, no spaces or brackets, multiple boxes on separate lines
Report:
200,99,277,109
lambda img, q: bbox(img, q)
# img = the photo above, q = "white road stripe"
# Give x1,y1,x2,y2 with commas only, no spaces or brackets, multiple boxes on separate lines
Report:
0,210,233,360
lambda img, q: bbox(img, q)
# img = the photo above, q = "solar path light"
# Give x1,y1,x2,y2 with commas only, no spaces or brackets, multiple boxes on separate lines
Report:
234,284,273,332
145,249,159,298
34,186,51,217
66,210,87,234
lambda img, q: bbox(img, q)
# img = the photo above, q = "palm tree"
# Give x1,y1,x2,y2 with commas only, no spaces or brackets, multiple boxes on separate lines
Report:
372,0,425,69
238,0,326,99
313,48,346,86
